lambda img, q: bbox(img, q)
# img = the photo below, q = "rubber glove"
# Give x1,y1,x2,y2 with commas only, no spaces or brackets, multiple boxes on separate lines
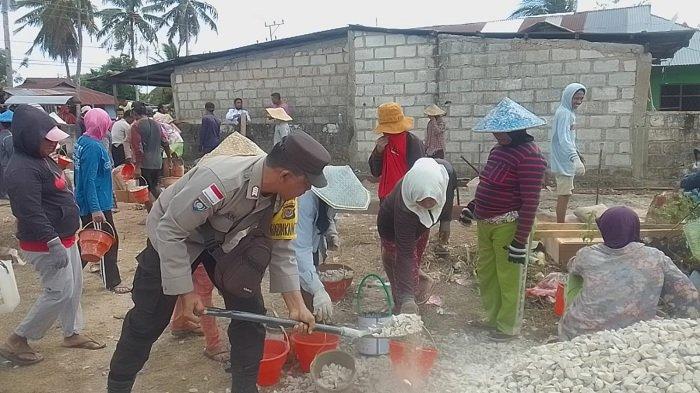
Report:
47,237,70,270
313,287,333,322
573,156,586,176
326,234,340,252
505,240,527,265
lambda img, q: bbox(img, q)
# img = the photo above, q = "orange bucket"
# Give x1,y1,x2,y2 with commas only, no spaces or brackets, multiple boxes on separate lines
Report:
129,176,150,203
319,264,354,302
257,339,290,386
290,332,340,373
121,163,135,180
554,282,566,316
78,221,115,263
57,155,72,170
389,340,438,381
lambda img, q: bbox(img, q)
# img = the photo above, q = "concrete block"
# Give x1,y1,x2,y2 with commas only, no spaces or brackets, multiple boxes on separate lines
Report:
355,85,364,96
326,53,344,64
310,55,327,65
449,54,469,67
648,114,665,127
405,58,426,69
284,67,300,77
461,92,482,104
449,105,471,117
589,115,617,128
608,72,636,87
208,72,223,82
375,72,395,84
261,59,277,68
374,47,395,59
405,82,426,94
293,56,310,66
364,60,384,72
538,63,563,75
619,141,630,153
580,74,607,87
196,73,210,82
365,35,386,47
606,154,631,167
355,48,374,61
204,82,219,91
593,60,620,73
300,66,319,77
608,101,634,114
353,36,365,48
268,68,284,78
246,60,261,69
577,128,601,140
319,64,336,75
386,34,406,46
473,79,498,91
486,65,510,78
201,90,215,100
522,76,549,89
498,51,523,64
621,87,635,99
623,60,637,72
330,75,347,84
449,130,471,142
407,35,429,44
187,92,201,101
509,64,537,77
462,66,486,79
395,96,415,106
448,79,472,93
417,45,434,57
525,49,551,62
580,49,604,59
182,73,196,83
384,59,405,71
396,45,417,57
277,57,293,67
564,61,592,74
264,79,280,88
498,79,522,91
415,95,435,105
313,76,330,86
619,115,631,128
535,89,561,102
215,90,229,100
591,87,618,101
443,68,460,80
427,82,438,94
474,104,494,116
508,90,534,103
355,73,374,85
384,84,404,95
552,48,578,61
605,129,629,140
392,71,413,83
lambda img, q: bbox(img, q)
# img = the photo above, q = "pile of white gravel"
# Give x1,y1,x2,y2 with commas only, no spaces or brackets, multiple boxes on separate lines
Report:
319,268,353,282
374,314,424,337
488,318,700,393
317,363,354,390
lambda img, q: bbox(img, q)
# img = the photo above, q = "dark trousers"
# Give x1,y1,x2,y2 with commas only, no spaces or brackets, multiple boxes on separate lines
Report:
111,145,126,167
0,164,6,199
140,168,162,199
108,243,266,393
79,211,121,290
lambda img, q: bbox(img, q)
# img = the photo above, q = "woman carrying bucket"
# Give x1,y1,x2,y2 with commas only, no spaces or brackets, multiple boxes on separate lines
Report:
377,158,449,315
74,108,130,294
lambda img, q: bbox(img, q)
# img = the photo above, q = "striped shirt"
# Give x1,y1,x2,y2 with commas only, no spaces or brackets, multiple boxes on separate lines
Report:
475,142,546,244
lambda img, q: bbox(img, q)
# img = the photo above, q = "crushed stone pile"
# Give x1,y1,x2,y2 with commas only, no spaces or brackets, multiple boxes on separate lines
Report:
319,268,353,282
374,314,424,337
317,363,354,390
489,318,700,393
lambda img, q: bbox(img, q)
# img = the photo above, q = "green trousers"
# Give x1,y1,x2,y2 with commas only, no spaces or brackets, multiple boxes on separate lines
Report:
476,221,529,336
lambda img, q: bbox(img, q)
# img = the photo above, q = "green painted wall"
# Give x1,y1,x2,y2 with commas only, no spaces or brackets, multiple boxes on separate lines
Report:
650,65,700,110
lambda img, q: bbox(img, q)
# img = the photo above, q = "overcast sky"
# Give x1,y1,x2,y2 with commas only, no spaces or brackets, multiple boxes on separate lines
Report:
3,0,700,81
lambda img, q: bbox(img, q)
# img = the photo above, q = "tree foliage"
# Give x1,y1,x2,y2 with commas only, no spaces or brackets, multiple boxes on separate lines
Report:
96,0,161,63
509,0,577,19
80,54,137,100
149,0,218,55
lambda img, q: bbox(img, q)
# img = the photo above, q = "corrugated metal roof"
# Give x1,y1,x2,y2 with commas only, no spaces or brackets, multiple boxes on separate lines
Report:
19,78,76,89
9,82,116,106
5,95,73,105
659,32,700,66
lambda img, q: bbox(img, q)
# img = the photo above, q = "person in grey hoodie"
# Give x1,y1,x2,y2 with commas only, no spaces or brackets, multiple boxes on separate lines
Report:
0,105,105,367
0,109,13,199
549,83,587,223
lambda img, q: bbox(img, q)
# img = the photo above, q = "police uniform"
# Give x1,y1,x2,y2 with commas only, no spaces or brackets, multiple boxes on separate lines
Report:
108,132,330,393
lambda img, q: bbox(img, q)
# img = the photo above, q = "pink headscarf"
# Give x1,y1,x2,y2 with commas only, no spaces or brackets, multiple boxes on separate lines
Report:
84,108,112,141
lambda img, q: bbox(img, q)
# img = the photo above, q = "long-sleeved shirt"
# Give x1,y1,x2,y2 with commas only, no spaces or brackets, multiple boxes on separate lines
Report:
225,108,251,126
475,141,546,244
368,132,425,179
130,118,167,170
73,135,114,215
200,113,222,152
424,117,446,156
559,242,699,340
292,190,338,295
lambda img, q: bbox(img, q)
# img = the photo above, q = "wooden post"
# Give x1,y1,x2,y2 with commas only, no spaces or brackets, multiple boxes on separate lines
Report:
239,115,247,137
112,84,119,106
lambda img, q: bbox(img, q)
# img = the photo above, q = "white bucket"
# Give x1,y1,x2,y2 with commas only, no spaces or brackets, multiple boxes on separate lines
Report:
0,260,20,314
357,313,390,355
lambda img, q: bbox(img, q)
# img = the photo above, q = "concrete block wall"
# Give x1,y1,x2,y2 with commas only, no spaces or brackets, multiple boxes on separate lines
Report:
644,111,700,179
171,37,352,159
438,36,651,177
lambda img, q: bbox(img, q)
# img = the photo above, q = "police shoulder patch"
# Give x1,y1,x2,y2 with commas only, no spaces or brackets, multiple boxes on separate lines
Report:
192,198,208,212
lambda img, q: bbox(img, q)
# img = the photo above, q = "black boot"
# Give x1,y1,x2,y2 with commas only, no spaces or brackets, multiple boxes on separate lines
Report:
107,378,135,393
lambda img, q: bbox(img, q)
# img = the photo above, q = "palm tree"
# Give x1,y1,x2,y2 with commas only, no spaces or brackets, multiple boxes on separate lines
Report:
149,40,180,63
96,0,161,66
149,0,218,56
13,0,96,81
510,0,577,19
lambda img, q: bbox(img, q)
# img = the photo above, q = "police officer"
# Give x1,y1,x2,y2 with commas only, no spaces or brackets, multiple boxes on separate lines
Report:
107,131,331,393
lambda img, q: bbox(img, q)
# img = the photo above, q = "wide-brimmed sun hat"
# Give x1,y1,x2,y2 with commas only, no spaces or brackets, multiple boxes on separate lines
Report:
424,104,446,117
374,102,414,134
472,97,546,133
266,107,292,122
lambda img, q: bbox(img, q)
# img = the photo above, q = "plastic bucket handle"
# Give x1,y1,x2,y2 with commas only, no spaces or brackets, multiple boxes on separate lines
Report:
355,274,393,316
80,220,115,238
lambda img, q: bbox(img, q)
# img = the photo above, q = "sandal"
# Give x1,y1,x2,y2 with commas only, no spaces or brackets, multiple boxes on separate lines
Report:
88,264,101,274
204,347,230,363
0,343,44,366
111,285,132,294
61,335,106,350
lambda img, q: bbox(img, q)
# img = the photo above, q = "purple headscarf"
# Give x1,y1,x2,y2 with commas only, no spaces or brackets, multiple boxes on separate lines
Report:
84,108,112,141
596,206,641,249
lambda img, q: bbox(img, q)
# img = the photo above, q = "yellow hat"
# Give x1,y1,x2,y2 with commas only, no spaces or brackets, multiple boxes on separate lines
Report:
424,104,446,117
266,107,292,122
374,102,414,134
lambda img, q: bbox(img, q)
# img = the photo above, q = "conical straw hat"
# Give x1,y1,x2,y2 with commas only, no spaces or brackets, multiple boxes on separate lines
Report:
197,132,265,166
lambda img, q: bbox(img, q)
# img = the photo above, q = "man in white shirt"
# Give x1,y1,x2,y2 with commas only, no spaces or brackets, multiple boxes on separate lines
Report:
225,98,251,136
111,110,134,166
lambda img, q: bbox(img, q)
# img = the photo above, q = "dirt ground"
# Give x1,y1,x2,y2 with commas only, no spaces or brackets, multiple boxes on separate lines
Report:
0,187,657,393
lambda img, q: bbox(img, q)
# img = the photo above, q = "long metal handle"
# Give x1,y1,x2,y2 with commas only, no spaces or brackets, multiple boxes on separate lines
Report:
204,307,351,337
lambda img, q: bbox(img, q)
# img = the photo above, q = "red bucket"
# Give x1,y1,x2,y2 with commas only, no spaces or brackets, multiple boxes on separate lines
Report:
554,282,566,316
57,155,73,170
78,222,115,263
319,264,354,302
290,332,339,373
257,339,290,386
389,340,438,381
121,163,135,180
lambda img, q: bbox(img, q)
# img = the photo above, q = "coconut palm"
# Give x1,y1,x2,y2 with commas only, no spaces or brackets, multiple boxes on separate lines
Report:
149,0,218,56
149,40,180,63
13,0,97,80
96,0,161,65
510,0,577,19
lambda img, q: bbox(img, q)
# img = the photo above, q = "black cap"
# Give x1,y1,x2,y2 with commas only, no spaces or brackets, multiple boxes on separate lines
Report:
276,131,331,188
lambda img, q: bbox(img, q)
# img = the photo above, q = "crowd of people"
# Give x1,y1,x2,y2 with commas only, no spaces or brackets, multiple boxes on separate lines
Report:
0,82,697,393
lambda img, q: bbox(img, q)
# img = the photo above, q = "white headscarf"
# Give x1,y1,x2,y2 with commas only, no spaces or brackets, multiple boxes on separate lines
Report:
401,158,449,228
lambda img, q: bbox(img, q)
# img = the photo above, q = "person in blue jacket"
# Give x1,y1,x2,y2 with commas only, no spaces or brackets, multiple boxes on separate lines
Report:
74,108,130,294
